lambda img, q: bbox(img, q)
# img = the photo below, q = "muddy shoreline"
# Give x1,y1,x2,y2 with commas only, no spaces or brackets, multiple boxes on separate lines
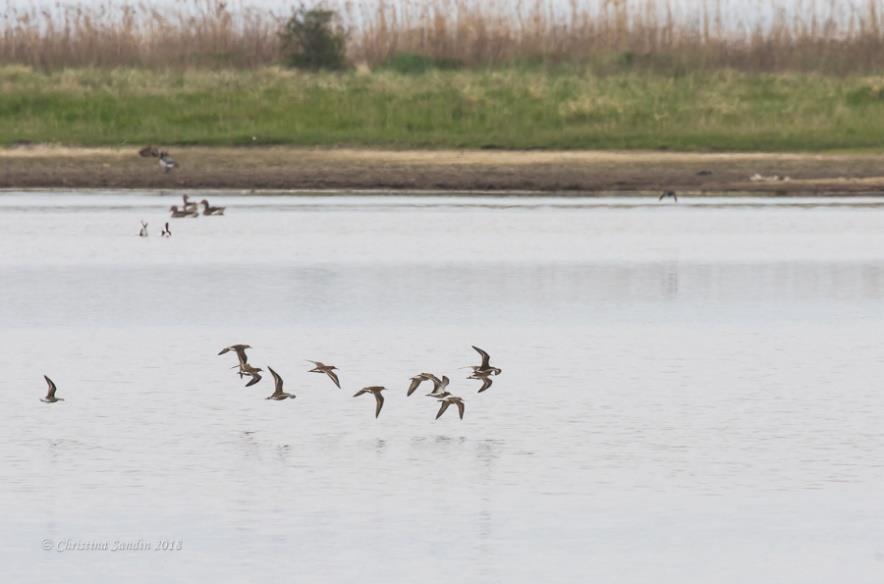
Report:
2,146,884,194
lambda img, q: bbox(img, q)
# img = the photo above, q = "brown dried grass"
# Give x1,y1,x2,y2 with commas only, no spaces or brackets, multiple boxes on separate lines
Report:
2,0,884,72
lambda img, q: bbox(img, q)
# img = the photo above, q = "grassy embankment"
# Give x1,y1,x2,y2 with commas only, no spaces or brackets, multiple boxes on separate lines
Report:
3,65,884,152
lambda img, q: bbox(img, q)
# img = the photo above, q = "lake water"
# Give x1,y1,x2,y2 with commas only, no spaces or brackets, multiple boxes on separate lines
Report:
2,192,883,582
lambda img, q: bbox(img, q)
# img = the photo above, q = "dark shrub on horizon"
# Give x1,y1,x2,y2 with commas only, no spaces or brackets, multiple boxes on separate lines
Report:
279,6,348,71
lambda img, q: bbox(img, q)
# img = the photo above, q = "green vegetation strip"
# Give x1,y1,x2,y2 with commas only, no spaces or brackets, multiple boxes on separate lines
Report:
3,66,884,151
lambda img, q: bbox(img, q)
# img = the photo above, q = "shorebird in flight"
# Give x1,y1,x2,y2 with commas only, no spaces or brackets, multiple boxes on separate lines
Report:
219,344,252,368
238,363,263,387
658,190,678,202
468,370,494,393
201,199,225,216
307,360,340,389
424,375,450,398
353,386,387,418
435,394,465,420
160,222,171,237
266,367,296,400
159,151,178,173
469,346,501,376
40,375,64,403
407,372,441,397
138,221,148,237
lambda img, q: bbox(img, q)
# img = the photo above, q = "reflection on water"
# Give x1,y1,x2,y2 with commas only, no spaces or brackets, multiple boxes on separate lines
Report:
1,193,884,583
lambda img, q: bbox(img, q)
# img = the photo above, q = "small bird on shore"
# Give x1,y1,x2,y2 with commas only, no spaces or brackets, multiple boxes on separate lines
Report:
307,360,340,388
435,394,465,420
138,220,148,237
354,386,387,418
160,222,171,237
138,145,160,158
266,367,296,400
169,205,197,218
40,375,64,403
159,151,178,173
659,190,678,202
407,372,440,397
469,346,501,376
201,199,225,216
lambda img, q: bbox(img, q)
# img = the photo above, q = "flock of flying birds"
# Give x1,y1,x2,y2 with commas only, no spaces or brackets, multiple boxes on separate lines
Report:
215,343,502,420
39,345,502,420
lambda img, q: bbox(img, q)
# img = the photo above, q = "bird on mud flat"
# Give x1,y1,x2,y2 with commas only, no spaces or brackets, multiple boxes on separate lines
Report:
201,199,225,216
354,386,387,418
307,360,341,389
434,394,465,420
159,151,178,173
265,367,296,401
40,375,64,403
658,190,678,202
139,145,160,158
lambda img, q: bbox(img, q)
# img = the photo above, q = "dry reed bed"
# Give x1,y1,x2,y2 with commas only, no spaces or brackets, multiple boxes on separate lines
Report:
3,0,884,72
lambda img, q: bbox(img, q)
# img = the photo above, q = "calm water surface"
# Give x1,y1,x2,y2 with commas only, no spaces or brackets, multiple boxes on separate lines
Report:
2,192,884,582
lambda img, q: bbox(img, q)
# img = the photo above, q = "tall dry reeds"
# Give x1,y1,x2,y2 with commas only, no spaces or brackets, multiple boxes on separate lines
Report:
3,0,884,73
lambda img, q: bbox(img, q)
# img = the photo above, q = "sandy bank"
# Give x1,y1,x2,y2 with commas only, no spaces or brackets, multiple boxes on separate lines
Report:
2,146,884,194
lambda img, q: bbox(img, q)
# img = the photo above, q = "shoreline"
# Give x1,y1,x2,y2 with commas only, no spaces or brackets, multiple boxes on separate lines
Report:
3,146,884,195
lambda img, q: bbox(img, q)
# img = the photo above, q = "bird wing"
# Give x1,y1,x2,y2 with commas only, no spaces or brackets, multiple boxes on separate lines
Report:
233,346,250,366
245,372,262,387
658,192,665,200
477,376,493,393
44,375,57,398
472,346,491,369
325,369,341,389
218,347,230,356
374,392,385,418
407,376,424,396
455,399,465,419
353,388,369,397
267,367,283,394
435,400,450,420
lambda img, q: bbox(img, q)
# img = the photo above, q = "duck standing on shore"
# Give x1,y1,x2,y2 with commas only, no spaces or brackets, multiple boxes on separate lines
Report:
159,151,178,173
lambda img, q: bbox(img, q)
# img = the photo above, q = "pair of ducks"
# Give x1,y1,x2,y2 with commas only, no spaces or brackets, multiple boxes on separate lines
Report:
138,221,172,237
170,194,225,218
138,145,178,173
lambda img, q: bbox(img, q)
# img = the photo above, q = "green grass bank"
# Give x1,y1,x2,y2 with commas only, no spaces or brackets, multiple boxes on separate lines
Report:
3,65,884,151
